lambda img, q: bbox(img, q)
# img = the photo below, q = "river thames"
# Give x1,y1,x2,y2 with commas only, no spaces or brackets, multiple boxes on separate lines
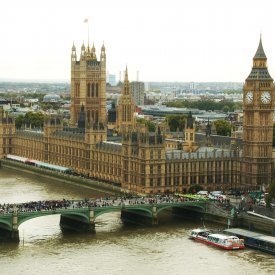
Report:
0,167,274,275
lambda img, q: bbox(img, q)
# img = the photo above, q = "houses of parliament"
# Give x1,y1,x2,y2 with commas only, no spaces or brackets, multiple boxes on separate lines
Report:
0,38,274,194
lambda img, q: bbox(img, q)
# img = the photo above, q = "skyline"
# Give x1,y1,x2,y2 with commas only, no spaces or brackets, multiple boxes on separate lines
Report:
1,0,275,82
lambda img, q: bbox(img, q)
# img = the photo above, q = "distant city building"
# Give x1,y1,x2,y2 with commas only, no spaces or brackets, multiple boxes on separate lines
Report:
130,81,145,105
108,74,117,86
190,82,195,90
43,94,61,103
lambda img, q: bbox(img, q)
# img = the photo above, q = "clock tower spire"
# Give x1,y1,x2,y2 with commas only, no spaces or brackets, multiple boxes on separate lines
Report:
242,36,275,190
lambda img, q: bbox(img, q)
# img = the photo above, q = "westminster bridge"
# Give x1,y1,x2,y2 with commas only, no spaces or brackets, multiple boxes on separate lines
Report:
0,196,213,241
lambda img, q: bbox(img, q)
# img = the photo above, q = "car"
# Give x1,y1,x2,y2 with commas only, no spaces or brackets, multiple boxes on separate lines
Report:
210,191,223,196
197,191,209,196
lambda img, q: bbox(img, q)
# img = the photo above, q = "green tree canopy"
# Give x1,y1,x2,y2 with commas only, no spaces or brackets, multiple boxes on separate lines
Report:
136,118,156,132
15,115,24,129
165,115,186,131
15,112,46,129
165,99,242,112
214,120,232,136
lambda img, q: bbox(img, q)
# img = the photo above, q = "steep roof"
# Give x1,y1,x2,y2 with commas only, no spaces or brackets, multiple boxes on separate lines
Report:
254,37,267,59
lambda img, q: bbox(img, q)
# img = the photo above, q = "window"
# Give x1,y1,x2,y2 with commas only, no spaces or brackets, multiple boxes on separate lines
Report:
96,83,99,97
92,83,95,97
87,83,90,97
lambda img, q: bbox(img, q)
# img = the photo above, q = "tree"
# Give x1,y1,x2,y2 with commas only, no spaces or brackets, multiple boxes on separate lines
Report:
136,118,156,132
214,120,232,136
15,115,24,129
15,112,46,129
222,105,230,113
273,123,275,146
24,112,45,128
266,181,275,209
164,99,242,112
165,115,186,131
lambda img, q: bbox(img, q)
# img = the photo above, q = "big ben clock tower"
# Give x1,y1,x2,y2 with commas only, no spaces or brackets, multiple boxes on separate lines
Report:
242,37,275,190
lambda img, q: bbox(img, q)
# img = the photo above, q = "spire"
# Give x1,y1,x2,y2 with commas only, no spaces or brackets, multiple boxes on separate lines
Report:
91,42,96,59
206,118,211,137
186,111,193,129
125,65,128,82
246,36,272,80
254,35,267,60
81,41,85,57
101,41,105,52
100,42,106,62
71,41,77,61
72,41,76,51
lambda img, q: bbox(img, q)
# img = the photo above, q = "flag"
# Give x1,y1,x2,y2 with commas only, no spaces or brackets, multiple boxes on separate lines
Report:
84,18,88,23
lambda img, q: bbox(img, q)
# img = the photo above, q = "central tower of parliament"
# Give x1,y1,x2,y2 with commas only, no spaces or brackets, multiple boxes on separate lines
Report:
0,37,274,194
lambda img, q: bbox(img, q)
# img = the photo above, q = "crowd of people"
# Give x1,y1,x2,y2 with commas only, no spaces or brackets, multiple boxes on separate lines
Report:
0,194,199,215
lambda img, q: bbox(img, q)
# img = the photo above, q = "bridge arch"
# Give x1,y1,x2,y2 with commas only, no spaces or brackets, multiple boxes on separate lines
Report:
94,206,153,220
17,211,90,227
94,207,121,220
0,219,12,231
156,203,205,215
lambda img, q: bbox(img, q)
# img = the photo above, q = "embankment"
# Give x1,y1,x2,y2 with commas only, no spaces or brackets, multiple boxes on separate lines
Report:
0,159,122,196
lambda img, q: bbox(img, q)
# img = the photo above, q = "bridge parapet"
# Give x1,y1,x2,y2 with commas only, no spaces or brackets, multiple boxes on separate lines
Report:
0,198,208,241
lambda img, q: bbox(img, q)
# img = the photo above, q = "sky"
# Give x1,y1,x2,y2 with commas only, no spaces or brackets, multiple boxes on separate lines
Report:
1,0,275,82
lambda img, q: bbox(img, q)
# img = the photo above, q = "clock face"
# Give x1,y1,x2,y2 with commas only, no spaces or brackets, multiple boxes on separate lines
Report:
245,91,253,104
261,91,271,104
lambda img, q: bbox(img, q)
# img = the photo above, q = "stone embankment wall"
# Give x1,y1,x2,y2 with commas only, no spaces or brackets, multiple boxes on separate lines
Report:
1,159,122,196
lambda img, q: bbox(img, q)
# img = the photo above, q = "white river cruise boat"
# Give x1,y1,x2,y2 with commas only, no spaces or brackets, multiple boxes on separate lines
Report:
190,228,245,250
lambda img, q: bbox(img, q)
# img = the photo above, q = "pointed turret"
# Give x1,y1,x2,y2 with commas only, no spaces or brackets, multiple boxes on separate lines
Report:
125,65,128,82
101,42,105,52
123,66,130,96
247,36,272,80
72,41,76,51
186,111,193,129
91,43,96,59
100,42,105,60
254,36,267,60
116,66,136,133
206,118,211,137
81,41,85,56
71,41,77,62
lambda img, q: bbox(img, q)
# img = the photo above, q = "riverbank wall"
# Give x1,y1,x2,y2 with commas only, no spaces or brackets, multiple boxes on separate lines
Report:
178,202,275,236
0,159,122,196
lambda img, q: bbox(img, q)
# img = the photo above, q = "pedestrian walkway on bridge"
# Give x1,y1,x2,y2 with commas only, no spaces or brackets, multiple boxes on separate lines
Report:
0,194,208,241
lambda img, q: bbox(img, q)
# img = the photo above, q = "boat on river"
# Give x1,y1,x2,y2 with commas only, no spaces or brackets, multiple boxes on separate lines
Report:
224,228,275,255
190,228,245,250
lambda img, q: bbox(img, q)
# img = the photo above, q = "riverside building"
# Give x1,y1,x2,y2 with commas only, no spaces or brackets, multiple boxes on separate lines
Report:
0,38,274,194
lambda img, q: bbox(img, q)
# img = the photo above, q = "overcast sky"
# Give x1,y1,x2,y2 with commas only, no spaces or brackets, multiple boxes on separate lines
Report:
1,0,275,82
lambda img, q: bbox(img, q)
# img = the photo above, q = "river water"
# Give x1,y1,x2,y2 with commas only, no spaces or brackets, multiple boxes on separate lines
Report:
0,167,274,275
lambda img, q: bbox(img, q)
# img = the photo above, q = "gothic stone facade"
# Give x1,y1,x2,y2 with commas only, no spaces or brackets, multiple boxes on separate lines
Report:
0,39,274,194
